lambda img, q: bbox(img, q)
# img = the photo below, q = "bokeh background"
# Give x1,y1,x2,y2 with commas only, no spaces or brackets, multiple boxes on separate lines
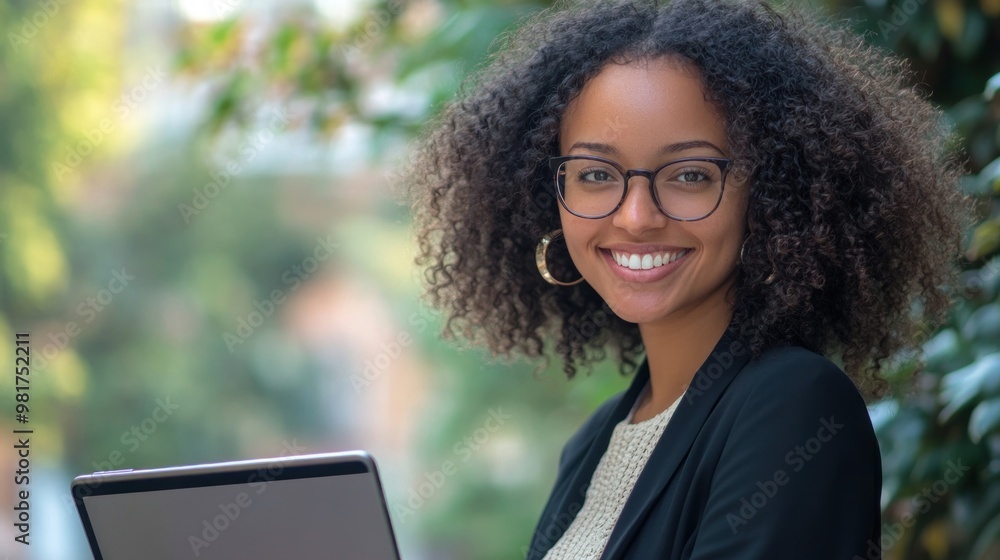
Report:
0,0,998,558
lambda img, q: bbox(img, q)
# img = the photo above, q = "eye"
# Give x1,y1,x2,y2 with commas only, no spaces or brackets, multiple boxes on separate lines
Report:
676,169,710,182
577,167,617,183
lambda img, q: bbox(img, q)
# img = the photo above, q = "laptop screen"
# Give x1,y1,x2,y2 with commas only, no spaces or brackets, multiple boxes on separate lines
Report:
73,454,400,560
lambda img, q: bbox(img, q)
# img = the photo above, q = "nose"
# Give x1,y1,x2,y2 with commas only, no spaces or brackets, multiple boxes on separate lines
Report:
611,175,669,234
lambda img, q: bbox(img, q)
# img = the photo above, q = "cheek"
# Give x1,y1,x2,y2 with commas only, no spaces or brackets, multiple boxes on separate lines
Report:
558,211,596,268
705,223,743,254
689,215,746,267
708,190,749,252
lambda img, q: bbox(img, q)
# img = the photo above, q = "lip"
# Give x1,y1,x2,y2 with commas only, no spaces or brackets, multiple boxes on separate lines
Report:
602,243,691,253
601,247,692,283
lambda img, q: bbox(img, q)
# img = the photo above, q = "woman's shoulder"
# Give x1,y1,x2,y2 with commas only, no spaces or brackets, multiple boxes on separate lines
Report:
731,343,866,405
720,343,875,437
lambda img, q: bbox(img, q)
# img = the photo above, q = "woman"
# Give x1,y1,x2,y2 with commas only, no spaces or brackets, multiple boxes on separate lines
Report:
407,0,970,558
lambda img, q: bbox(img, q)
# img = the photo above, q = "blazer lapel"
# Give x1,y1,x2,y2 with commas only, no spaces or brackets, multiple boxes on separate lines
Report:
601,324,752,560
527,357,650,559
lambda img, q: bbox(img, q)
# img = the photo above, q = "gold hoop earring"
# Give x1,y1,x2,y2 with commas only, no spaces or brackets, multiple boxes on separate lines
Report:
536,229,584,286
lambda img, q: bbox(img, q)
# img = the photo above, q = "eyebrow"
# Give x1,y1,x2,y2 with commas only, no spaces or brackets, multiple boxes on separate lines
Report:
567,140,727,157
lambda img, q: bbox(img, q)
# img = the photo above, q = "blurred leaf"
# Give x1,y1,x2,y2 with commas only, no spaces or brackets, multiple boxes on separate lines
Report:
919,518,952,558
934,0,965,43
923,328,970,373
970,397,1000,442
962,156,1000,196
914,15,944,59
954,10,990,59
986,72,1000,101
962,303,1000,351
878,407,927,491
210,19,239,46
940,353,1000,421
967,217,1000,261
971,256,1000,302
269,23,298,75
396,5,542,80
207,70,252,133
970,507,1000,559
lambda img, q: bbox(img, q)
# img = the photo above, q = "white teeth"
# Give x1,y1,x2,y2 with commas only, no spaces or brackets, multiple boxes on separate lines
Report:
611,249,689,270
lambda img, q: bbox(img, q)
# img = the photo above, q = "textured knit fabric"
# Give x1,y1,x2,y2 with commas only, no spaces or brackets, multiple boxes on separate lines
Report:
542,383,682,560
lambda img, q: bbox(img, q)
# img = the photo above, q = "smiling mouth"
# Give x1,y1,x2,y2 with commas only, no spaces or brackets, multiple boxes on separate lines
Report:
609,248,692,271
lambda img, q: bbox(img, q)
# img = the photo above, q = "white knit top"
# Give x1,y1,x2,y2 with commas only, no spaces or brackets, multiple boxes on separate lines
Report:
542,383,682,560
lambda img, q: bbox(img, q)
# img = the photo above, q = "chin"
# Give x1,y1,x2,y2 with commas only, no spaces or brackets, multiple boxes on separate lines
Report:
600,297,671,325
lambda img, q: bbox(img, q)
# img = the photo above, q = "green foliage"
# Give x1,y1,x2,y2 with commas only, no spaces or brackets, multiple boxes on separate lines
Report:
831,0,1000,555
872,76,1000,558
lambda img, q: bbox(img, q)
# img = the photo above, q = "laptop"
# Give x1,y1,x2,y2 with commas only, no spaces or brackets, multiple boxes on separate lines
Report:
71,450,401,560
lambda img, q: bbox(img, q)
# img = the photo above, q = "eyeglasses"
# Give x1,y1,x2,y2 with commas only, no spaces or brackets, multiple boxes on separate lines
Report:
548,155,732,221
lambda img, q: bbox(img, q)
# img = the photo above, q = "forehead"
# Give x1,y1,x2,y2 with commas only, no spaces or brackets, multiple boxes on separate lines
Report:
559,57,728,157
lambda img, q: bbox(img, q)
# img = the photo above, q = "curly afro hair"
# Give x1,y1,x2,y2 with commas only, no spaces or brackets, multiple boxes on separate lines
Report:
406,0,972,400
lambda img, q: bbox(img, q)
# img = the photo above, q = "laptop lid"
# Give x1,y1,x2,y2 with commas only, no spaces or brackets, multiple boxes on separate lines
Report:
71,450,401,560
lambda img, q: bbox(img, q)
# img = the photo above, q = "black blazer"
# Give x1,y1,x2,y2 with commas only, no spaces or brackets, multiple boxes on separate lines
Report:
526,325,882,560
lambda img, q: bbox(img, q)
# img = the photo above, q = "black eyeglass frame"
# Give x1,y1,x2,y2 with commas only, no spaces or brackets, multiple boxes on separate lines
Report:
548,154,732,221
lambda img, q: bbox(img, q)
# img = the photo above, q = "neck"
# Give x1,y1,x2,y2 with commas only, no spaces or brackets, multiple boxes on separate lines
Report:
637,287,736,411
